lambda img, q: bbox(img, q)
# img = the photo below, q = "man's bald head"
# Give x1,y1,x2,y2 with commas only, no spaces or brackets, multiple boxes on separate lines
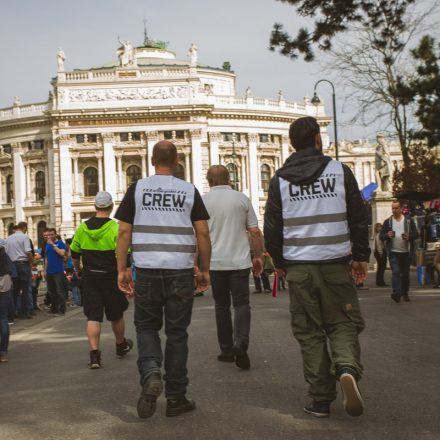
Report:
207,165,230,187
152,141,178,167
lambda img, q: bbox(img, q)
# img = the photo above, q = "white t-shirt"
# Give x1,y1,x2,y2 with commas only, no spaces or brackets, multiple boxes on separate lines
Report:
203,185,258,270
391,217,409,252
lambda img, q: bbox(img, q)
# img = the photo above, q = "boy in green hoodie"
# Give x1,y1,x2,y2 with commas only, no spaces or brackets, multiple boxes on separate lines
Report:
71,191,133,369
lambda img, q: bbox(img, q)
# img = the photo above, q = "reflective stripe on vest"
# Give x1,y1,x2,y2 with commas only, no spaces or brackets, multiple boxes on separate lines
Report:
132,175,196,269
280,160,350,261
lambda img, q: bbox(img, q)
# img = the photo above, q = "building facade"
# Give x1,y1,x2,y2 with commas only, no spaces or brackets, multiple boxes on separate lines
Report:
0,41,332,245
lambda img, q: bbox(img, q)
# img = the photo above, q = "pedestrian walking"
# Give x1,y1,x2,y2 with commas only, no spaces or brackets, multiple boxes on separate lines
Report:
202,165,263,369
264,116,370,418
5,222,33,319
0,239,13,363
116,140,211,419
373,222,387,287
70,192,133,369
45,228,67,315
379,201,418,302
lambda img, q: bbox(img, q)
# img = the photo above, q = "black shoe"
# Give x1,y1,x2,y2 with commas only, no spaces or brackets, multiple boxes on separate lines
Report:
116,338,133,358
88,350,101,369
166,397,196,417
137,372,163,419
402,295,410,302
217,352,235,362
264,289,272,293
338,367,364,417
303,400,330,418
233,344,250,370
391,292,400,303
253,290,262,294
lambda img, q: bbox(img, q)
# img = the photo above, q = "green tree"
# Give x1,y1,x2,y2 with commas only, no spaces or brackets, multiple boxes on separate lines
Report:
396,36,440,148
392,142,440,194
269,0,416,62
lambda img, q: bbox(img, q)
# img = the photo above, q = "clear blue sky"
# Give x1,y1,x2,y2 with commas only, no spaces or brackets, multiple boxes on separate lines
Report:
0,0,387,140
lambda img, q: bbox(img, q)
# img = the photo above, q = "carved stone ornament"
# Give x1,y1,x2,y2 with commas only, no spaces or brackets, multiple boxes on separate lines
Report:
248,133,259,143
66,86,194,103
58,135,72,143
146,131,159,141
209,132,222,142
281,134,289,144
190,129,202,139
102,133,116,142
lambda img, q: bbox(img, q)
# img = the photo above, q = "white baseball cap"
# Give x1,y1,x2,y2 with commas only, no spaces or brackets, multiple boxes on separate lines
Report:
94,191,113,208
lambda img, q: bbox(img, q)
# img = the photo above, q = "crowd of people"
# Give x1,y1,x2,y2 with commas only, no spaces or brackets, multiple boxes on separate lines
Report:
1,116,438,422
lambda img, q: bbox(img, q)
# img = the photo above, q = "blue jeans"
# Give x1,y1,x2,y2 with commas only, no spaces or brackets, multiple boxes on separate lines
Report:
0,291,12,354
389,252,410,297
46,272,66,313
15,262,32,315
72,286,81,306
134,268,194,399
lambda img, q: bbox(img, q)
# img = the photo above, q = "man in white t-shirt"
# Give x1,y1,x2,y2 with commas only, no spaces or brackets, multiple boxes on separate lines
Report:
203,165,263,370
380,201,418,302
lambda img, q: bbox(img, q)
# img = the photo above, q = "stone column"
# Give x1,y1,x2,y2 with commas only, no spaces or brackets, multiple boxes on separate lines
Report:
141,154,147,179
241,154,248,191
27,216,34,243
74,212,81,228
97,154,104,191
191,129,203,190
72,155,80,200
247,134,260,218
58,135,73,233
209,132,221,166
184,153,191,181
44,164,49,204
25,164,32,203
281,135,290,165
146,131,159,177
116,155,124,197
0,173,4,206
47,146,56,225
354,161,363,187
102,133,117,200
12,143,26,222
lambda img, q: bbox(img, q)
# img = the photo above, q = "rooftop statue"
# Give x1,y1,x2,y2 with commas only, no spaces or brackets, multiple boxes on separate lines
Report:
188,43,198,67
374,133,393,193
117,38,136,67
57,48,66,72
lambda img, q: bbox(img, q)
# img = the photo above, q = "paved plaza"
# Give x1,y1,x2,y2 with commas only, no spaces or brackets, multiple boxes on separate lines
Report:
1,273,439,440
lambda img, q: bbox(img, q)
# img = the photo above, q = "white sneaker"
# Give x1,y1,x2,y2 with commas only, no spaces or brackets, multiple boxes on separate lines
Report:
340,370,364,417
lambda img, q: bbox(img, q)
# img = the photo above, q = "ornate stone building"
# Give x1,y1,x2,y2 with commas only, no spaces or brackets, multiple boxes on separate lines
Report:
0,40,331,245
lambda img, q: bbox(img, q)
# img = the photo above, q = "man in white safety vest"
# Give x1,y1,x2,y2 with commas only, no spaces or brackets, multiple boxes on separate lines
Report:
264,117,370,419
116,141,211,419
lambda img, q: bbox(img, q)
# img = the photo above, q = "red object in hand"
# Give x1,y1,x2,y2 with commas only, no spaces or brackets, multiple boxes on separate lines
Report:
272,272,278,298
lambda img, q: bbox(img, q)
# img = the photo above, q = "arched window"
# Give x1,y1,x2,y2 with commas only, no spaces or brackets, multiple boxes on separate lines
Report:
174,163,185,181
7,223,15,236
126,165,142,186
37,221,47,249
226,163,240,191
6,175,13,203
84,167,98,197
35,171,46,201
260,164,271,192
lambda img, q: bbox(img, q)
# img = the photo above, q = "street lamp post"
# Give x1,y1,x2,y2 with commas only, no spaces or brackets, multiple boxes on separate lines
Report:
311,79,339,160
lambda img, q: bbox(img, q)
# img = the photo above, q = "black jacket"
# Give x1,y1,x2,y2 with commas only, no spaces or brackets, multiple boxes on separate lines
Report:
379,216,418,257
264,147,370,267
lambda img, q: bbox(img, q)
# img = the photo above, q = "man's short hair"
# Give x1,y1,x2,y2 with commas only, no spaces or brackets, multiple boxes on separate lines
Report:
49,228,57,234
16,222,27,230
206,165,230,187
392,200,402,207
152,141,177,167
289,117,320,150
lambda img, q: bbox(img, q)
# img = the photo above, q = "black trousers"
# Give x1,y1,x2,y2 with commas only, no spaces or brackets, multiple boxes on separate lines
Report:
374,250,387,286
254,271,271,291
210,268,251,352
